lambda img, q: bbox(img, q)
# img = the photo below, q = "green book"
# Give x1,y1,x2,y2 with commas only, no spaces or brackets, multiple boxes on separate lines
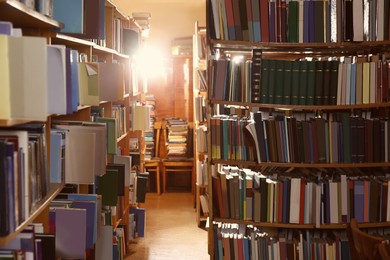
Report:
329,60,339,105
290,60,301,105
97,169,119,206
306,61,316,105
283,60,293,104
96,117,117,155
274,60,285,104
314,60,325,105
260,59,270,104
299,60,309,105
268,60,277,104
288,1,299,43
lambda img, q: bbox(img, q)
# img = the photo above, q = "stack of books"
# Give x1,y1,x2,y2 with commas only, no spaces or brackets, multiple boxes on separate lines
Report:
166,118,189,159
144,95,156,161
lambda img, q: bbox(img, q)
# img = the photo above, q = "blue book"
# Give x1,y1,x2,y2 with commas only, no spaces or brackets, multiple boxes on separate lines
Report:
50,131,63,183
243,237,250,260
0,21,12,35
53,0,84,34
72,200,97,249
129,207,146,237
70,49,79,112
354,180,365,223
350,62,357,104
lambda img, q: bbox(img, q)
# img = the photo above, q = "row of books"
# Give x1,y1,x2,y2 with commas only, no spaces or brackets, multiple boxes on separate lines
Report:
0,123,48,237
211,111,390,164
213,222,353,260
0,224,56,259
211,54,390,106
197,159,209,187
194,96,207,123
209,0,390,43
213,167,390,226
112,105,128,139
144,95,157,161
0,33,127,121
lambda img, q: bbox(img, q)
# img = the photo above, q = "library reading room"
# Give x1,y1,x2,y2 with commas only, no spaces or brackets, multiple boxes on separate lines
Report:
0,0,390,259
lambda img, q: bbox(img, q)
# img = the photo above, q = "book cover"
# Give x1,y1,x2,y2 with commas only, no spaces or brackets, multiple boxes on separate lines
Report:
53,0,84,34
47,45,67,115
97,169,119,206
55,207,87,259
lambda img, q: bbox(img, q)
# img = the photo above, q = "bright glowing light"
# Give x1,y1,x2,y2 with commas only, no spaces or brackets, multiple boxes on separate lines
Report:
135,45,166,79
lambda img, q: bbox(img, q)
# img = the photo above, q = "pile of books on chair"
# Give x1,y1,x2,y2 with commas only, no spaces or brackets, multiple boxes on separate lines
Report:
166,118,189,159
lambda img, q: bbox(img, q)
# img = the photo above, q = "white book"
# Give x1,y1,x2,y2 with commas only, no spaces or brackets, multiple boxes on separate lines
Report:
352,0,364,41
289,178,301,224
0,35,11,120
329,181,339,224
47,45,67,115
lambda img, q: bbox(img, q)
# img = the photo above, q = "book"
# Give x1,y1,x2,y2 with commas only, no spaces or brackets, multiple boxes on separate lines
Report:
53,0,84,34
47,45,67,115
78,62,100,106
55,207,87,259
97,169,119,206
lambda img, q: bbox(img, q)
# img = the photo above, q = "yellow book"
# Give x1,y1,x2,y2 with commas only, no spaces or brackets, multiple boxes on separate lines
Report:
0,35,11,120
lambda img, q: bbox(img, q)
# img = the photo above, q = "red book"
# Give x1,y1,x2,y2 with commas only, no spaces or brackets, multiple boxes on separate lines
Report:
299,178,306,224
259,0,269,42
212,175,225,218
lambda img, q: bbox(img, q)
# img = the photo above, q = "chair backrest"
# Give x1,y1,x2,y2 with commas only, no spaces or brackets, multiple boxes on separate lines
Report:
153,121,162,158
378,241,390,260
347,218,384,260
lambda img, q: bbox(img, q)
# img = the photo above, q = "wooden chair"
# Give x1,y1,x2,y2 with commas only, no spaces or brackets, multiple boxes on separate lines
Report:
347,218,384,260
378,241,390,260
161,120,195,194
144,121,162,195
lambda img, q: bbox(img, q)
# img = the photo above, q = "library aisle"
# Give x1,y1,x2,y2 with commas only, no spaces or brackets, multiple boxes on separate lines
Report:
126,193,209,260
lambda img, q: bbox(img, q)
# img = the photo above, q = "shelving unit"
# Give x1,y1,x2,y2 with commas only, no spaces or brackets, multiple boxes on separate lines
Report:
205,0,390,258
0,0,145,258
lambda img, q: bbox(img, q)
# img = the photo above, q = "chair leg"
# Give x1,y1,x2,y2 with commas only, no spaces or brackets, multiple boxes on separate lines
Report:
156,165,161,195
162,166,166,193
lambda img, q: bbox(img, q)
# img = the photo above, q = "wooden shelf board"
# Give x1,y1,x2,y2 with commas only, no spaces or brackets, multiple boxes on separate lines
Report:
211,100,390,111
52,33,95,48
0,119,33,127
210,39,390,51
0,183,64,245
211,159,390,168
93,45,129,59
213,218,390,230
0,0,62,29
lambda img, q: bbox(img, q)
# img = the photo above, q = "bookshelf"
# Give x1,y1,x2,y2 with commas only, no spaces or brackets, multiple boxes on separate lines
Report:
193,21,209,227
206,0,390,258
0,0,144,258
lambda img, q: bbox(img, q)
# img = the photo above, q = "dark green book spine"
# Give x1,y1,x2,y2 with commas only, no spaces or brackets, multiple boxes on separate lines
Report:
290,60,301,105
274,60,285,104
314,60,325,105
299,60,309,105
268,60,276,104
288,1,299,43
260,59,269,104
306,60,316,105
329,60,339,105
322,60,331,105
283,60,293,104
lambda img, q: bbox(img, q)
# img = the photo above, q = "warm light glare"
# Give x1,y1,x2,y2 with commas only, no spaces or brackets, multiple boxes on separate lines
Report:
135,46,166,79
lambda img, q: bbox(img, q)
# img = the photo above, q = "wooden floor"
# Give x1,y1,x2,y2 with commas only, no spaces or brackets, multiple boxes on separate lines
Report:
125,192,210,260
